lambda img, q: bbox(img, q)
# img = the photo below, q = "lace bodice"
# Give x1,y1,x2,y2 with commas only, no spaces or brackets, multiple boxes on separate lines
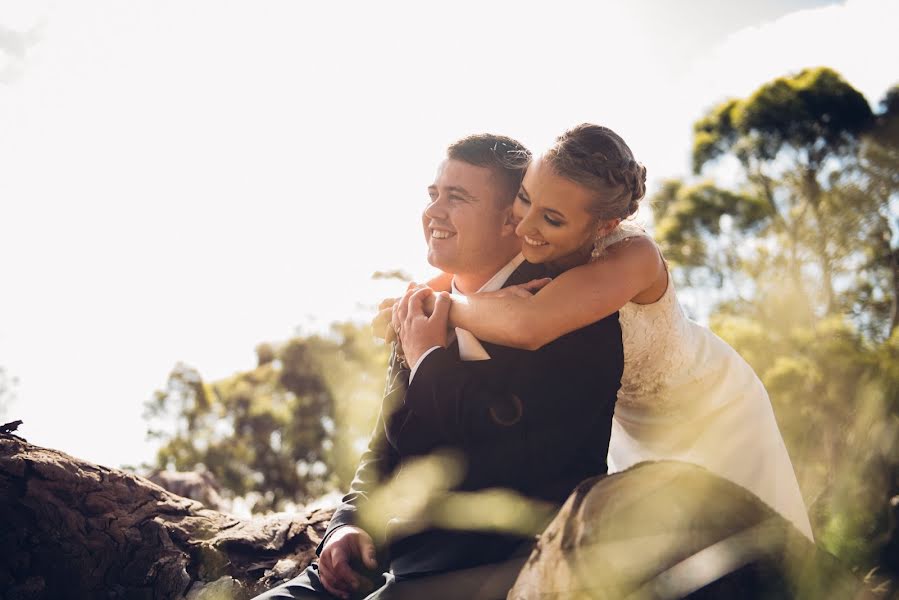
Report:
595,221,710,418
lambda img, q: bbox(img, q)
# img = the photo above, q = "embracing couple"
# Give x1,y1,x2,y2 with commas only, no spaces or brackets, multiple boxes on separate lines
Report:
253,125,813,600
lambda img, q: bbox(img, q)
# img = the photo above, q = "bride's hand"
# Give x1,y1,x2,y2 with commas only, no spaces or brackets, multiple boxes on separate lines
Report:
372,297,399,341
372,283,431,341
411,284,442,317
474,277,552,300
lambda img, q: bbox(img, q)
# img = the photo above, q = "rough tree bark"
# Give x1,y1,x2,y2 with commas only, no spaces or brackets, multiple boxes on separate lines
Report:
0,432,332,600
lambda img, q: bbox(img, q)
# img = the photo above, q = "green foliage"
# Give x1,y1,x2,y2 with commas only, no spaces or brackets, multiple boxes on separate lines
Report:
692,98,740,174
669,69,899,579
734,67,873,163
652,179,771,269
674,69,897,326
693,67,874,172
145,322,389,512
686,70,882,316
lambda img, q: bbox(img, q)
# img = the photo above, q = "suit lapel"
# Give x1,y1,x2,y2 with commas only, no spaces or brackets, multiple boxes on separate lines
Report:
472,260,548,359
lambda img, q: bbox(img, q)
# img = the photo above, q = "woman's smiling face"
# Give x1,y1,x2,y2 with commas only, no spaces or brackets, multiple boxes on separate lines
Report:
513,156,601,268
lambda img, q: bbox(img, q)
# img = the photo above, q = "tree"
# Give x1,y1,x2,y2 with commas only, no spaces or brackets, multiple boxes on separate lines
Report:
691,67,876,316
651,69,899,578
855,85,899,335
145,322,388,513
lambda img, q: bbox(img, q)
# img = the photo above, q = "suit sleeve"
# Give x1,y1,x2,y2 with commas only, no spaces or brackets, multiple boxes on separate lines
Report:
316,345,408,554
388,313,623,493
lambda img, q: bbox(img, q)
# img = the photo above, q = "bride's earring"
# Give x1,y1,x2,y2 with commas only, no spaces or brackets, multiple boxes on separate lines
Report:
591,219,621,260
591,231,605,260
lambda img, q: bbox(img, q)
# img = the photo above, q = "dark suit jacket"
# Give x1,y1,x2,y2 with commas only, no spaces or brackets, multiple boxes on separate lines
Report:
318,260,623,576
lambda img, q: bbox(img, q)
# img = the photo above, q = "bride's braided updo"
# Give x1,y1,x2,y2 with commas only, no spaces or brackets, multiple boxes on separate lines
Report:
544,124,647,220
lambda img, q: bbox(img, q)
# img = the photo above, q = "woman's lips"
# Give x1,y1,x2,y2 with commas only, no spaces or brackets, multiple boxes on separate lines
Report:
523,235,548,247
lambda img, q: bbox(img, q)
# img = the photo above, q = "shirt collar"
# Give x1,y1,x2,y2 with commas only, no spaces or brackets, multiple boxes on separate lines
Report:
451,253,525,296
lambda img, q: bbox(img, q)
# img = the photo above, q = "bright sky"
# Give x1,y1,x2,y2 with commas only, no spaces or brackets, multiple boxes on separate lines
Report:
1,0,896,468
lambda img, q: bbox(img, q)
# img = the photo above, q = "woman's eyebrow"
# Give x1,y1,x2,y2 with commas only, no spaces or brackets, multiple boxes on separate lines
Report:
521,185,566,219
544,207,565,218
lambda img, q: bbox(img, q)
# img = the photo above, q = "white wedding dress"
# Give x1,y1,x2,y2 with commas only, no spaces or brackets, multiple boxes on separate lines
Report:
600,221,814,540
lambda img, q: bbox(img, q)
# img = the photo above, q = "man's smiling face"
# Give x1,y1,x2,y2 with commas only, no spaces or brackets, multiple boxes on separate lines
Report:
421,159,518,285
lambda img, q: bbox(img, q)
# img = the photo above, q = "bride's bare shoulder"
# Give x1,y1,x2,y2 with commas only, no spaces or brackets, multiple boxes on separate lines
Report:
599,235,660,270
594,235,668,304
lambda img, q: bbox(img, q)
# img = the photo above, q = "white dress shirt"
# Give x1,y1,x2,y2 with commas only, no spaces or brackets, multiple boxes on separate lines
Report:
408,253,525,381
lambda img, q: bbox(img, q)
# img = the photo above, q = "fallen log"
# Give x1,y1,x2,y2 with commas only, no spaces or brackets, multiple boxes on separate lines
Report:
0,433,331,599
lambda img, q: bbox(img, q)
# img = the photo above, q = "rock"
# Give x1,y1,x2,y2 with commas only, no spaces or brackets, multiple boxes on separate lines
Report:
184,576,245,600
508,461,873,599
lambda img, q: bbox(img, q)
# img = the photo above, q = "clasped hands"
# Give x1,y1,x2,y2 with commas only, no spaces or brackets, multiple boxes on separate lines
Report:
371,278,552,367
386,285,452,368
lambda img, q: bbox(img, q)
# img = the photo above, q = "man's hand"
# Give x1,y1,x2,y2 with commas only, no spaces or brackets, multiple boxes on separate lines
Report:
318,526,378,599
392,287,452,367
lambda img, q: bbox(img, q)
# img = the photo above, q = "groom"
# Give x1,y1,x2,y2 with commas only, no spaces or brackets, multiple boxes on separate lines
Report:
253,135,623,599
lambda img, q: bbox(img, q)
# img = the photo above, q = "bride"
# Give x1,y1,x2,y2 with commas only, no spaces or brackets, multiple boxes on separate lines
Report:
397,123,814,541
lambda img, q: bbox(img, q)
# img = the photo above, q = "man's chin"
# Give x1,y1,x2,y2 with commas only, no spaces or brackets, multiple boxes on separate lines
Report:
426,250,456,273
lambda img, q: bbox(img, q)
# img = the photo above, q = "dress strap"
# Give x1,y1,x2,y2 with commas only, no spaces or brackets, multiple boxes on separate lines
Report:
596,219,649,253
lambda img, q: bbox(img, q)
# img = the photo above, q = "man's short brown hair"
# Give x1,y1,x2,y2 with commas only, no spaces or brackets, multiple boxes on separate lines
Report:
446,134,531,206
